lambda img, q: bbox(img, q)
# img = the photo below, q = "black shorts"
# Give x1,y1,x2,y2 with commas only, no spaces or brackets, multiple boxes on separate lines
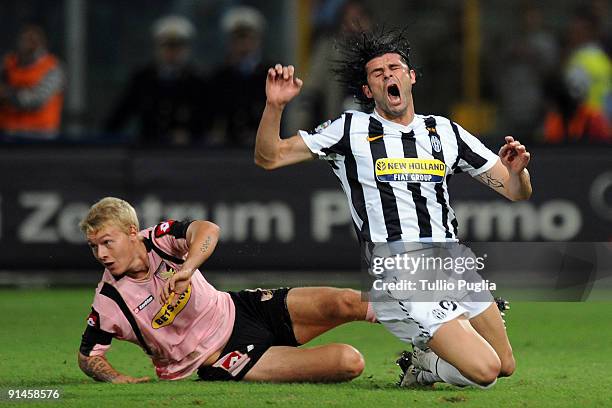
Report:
197,287,299,381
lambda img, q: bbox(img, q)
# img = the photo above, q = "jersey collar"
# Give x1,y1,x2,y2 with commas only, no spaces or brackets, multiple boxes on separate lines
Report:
372,109,416,132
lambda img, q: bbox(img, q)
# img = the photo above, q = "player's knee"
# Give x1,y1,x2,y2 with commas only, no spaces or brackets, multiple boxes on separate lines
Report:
332,289,363,321
337,345,365,380
470,358,501,386
499,353,516,377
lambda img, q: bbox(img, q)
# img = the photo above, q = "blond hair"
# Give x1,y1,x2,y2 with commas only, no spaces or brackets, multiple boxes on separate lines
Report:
79,197,139,235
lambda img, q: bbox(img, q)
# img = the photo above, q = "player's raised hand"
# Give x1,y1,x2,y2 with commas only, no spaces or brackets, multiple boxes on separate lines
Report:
265,64,303,108
499,136,530,175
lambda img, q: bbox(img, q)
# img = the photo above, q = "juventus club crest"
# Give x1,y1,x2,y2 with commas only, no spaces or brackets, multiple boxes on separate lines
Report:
430,135,442,153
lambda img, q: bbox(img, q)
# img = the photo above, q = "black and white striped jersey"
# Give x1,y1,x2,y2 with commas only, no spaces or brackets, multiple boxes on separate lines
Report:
299,110,499,243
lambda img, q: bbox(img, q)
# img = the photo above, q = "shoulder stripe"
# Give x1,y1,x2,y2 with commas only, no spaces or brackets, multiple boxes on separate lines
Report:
450,121,487,170
449,121,463,172
320,115,347,156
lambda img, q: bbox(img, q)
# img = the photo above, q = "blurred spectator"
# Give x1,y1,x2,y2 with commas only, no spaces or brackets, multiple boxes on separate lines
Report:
543,72,611,143
0,24,65,140
206,6,268,147
589,0,612,122
105,15,206,146
564,6,611,120
493,4,559,143
288,0,372,132
542,7,612,144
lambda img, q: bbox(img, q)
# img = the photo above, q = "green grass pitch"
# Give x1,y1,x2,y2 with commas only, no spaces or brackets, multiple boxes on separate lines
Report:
1,288,611,407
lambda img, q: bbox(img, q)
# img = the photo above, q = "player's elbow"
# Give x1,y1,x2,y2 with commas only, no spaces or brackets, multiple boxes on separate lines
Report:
77,352,91,374
522,186,533,200
508,187,532,202
201,220,221,239
254,155,280,170
518,192,532,201
338,345,365,380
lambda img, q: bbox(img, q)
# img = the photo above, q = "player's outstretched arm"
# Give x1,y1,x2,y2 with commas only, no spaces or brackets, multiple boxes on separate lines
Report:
254,64,315,170
160,220,220,305
77,352,150,384
476,136,532,201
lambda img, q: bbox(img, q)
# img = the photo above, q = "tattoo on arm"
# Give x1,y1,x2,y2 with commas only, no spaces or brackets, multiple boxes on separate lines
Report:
478,172,505,189
78,354,122,382
200,236,212,254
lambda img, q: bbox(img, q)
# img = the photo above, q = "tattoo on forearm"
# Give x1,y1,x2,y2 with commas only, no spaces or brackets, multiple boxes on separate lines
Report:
79,355,121,382
478,172,504,189
200,236,212,254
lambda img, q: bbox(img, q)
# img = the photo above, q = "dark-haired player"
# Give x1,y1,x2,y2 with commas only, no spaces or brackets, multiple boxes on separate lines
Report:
254,28,531,388
77,197,375,383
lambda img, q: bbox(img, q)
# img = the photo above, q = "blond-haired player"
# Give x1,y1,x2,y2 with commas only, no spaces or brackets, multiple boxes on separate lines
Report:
78,197,377,383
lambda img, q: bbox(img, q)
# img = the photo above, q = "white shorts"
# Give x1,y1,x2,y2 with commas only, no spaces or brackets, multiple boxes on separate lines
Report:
368,241,494,348
372,299,492,349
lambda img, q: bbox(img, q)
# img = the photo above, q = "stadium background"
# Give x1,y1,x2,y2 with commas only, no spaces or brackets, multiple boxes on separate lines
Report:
0,1,611,407
0,0,610,281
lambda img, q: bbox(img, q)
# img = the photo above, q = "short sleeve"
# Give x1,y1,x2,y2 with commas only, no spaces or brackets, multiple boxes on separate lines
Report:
452,122,499,177
79,291,131,357
80,307,114,357
298,115,346,160
169,220,192,239
153,220,193,240
152,220,193,256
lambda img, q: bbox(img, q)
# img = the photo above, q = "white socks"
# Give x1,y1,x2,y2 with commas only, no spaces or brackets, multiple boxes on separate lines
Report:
418,351,496,389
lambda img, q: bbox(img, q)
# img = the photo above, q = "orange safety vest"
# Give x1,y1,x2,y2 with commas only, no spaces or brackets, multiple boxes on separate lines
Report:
0,52,63,133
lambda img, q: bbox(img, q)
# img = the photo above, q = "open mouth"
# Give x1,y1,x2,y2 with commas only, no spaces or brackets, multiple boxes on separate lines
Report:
388,84,400,97
104,262,115,269
386,83,401,103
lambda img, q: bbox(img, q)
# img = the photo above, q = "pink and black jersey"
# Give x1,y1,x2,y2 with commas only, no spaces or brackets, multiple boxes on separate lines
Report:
80,220,235,380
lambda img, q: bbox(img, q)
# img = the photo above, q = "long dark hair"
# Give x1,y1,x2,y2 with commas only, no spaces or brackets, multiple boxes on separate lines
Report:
333,27,415,112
